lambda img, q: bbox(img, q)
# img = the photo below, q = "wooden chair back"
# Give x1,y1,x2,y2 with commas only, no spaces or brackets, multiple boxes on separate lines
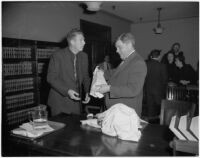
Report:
166,85,187,101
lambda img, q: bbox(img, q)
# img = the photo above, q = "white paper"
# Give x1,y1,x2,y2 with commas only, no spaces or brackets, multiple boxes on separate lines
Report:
90,67,107,98
189,116,199,140
178,115,197,141
12,122,54,138
80,119,101,128
169,115,186,140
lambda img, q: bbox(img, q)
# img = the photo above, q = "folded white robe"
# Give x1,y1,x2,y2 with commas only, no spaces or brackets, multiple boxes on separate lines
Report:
100,103,142,142
90,67,107,98
81,103,143,142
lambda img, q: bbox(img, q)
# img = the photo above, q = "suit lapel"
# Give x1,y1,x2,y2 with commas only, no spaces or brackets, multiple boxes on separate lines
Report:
112,52,137,78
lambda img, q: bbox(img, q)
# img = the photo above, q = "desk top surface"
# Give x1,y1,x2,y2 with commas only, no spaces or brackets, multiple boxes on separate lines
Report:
9,113,173,156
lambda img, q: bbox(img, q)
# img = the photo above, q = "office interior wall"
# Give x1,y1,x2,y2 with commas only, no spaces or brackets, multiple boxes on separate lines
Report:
2,2,130,43
131,17,199,69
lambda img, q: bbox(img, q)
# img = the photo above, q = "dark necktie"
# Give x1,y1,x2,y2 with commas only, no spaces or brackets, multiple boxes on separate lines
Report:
74,55,80,93
74,54,82,113
74,55,77,81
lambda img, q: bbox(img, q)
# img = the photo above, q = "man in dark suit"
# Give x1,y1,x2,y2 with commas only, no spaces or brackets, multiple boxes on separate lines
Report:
47,28,90,116
145,50,168,120
95,33,147,117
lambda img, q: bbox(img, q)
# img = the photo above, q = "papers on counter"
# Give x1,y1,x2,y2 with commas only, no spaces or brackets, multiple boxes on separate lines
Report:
12,122,54,138
80,119,101,129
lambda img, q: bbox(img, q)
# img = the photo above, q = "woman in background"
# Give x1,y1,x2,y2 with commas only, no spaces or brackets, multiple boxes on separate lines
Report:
174,55,196,85
166,52,177,82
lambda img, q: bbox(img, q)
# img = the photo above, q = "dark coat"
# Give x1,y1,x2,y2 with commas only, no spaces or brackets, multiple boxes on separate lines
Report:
174,64,196,85
47,47,90,115
145,59,168,98
145,59,168,117
166,62,177,82
104,52,147,117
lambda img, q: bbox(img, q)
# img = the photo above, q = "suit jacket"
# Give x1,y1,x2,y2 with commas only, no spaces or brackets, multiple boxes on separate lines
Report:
47,47,90,115
104,52,147,117
145,59,168,98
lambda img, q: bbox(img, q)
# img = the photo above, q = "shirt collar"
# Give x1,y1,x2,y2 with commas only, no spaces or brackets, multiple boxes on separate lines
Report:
124,49,135,61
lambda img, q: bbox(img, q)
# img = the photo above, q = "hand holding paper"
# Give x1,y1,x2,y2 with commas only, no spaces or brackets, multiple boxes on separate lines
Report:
95,84,111,94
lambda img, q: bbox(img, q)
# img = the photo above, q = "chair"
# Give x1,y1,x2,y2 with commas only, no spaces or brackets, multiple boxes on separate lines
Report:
85,105,101,114
160,99,196,126
84,97,107,114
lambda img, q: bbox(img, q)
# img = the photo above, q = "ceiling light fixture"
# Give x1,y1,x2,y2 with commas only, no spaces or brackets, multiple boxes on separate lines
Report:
153,8,164,34
84,1,102,12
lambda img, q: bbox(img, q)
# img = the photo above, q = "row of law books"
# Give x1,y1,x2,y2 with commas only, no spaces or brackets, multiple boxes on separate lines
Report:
3,47,32,59
7,106,37,126
38,63,45,74
37,48,55,59
5,78,34,93
3,62,32,76
169,115,198,141
6,92,34,110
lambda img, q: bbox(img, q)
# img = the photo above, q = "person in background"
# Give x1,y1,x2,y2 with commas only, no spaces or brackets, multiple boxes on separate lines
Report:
98,55,112,71
196,61,199,85
166,52,177,82
47,28,90,116
161,42,184,64
95,33,147,117
174,55,196,86
145,50,168,121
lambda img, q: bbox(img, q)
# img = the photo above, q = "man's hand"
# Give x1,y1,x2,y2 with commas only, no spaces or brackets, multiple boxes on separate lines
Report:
95,112,105,126
82,93,91,104
68,89,81,100
96,84,111,94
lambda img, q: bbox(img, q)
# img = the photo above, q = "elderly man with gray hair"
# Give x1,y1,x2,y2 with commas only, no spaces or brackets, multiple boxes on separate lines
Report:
96,33,147,117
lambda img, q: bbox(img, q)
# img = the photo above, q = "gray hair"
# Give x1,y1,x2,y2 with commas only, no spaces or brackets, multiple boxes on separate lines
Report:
116,33,135,47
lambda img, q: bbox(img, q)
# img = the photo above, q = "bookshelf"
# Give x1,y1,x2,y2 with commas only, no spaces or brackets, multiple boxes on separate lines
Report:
35,41,60,105
2,37,60,131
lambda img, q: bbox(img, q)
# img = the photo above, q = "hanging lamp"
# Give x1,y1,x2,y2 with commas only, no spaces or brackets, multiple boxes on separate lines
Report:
153,8,164,34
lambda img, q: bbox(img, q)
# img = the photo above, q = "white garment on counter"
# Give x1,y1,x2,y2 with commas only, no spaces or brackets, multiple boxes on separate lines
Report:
100,103,142,142
81,103,143,142
90,66,107,98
